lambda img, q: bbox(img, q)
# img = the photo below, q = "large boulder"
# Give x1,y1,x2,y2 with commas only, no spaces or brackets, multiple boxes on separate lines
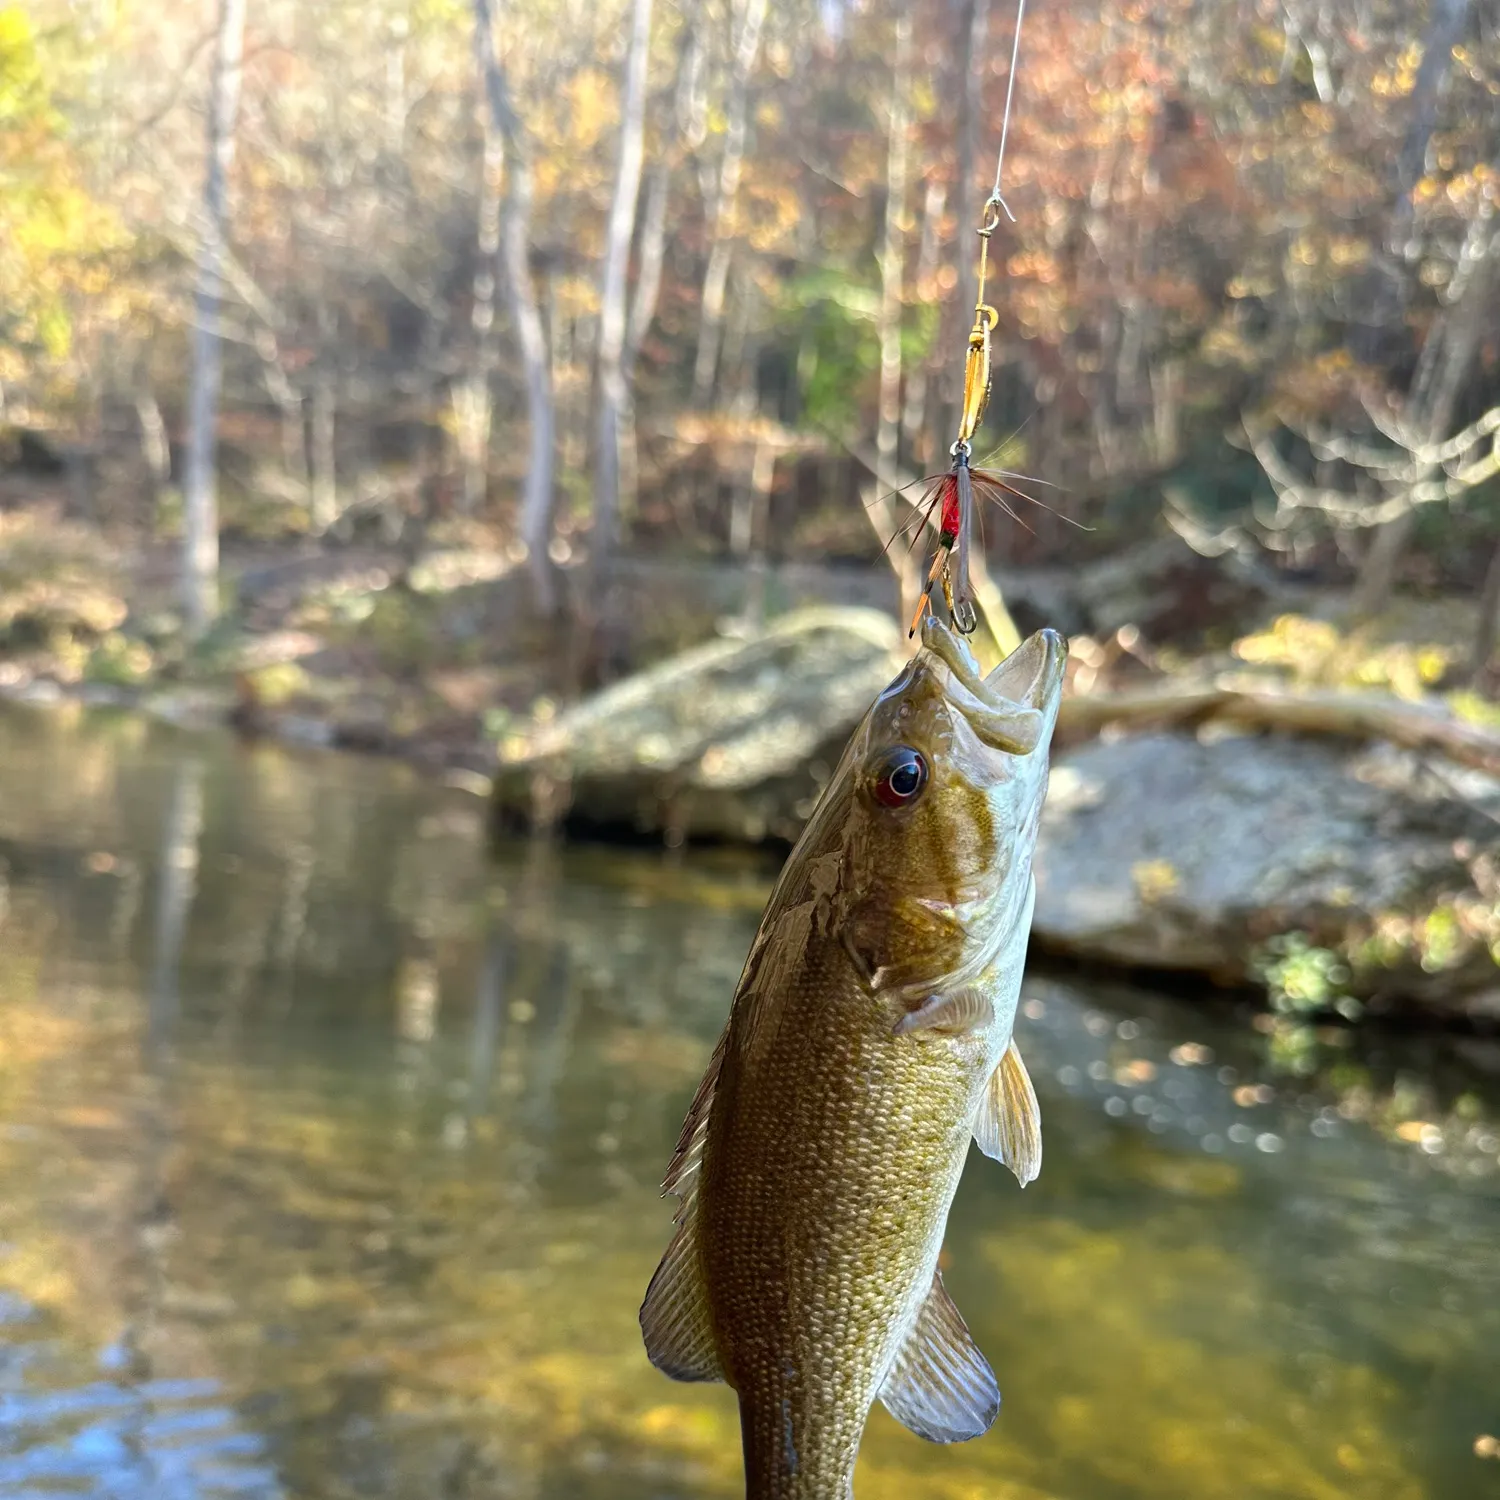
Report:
1034,730,1500,1015
490,614,1500,1011
491,606,902,844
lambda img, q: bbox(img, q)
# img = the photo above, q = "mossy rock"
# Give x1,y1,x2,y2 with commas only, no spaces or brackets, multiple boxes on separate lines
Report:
1034,730,1500,1014
491,606,902,845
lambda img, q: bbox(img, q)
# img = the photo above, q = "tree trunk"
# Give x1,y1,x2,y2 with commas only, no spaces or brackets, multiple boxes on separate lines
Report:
941,0,990,440
593,0,654,565
181,0,247,637
253,336,309,495
1470,536,1500,686
868,15,919,622
310,373,338,532
1396,0,1471,201
135,388,171,523
473,0,558,614
1355,0,1471,361
901,175,947,467
456,108,505,515
619,23,700,524
626,22,699,383
1355,213,1496,612
875,14,910,481
1150,357,1181,467
1350,509,1414,617
690,0,767,405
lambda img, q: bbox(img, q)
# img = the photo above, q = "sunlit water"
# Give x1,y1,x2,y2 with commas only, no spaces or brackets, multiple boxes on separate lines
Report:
0,701,1497,1500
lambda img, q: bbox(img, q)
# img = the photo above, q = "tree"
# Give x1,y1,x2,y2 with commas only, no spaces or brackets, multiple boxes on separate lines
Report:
181,0,247,637
868,12,919,620
473,0,557,612
0,7,123,418
592,0,654,562
689,0,767,406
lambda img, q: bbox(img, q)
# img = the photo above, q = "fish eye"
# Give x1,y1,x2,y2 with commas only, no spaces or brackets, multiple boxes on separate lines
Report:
871,746,929,809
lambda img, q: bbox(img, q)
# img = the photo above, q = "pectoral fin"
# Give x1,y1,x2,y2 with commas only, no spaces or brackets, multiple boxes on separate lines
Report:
639,1037,726,1383
972,1039,1042,1186
879,1270,1000,1443
893,987,993,1037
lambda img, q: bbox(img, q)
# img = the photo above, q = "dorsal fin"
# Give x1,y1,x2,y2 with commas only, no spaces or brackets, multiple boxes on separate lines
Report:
639,1034,726,1383
879,1270,999,1443
972,1039,1042,1186
662,1030,725,1199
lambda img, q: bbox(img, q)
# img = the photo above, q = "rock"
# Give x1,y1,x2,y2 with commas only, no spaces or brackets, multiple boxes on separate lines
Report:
491,606,902,844
1034,730,1500,1009
490,609,1500,1009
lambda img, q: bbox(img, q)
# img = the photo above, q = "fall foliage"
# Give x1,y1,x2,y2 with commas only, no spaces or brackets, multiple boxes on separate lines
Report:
0,0,1496,634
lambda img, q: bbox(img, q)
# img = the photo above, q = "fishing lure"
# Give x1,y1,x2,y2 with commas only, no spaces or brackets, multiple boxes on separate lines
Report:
907,0,1031,641
907,197,1004,639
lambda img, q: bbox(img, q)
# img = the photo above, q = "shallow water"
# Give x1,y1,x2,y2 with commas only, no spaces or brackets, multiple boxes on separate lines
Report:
0,701,1497,1500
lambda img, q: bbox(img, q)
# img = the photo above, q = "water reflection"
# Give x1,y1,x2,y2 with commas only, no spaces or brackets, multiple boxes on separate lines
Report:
148,758,204,1047
0,701,1496,1500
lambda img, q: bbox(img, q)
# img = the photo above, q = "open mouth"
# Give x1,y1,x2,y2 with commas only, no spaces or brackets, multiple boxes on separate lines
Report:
919,618,1067,756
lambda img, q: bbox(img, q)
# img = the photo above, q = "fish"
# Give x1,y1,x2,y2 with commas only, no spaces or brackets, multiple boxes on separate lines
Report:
640,617,1067,1500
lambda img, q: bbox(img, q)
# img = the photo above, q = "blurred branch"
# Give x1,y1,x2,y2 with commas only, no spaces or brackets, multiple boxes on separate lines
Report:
121,26,220,144
1247,403,1500,531
1061,681,1500,778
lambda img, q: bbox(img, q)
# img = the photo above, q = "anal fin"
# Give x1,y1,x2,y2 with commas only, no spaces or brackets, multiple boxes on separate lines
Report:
639,1035,726,1383
879,1269,999,1443
639,1219,722,1381
972,1039,1042,1186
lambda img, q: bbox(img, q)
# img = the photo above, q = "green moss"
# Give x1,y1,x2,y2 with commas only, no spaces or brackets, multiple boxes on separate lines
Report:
1250,933,1355,1017
1233,614,1455,698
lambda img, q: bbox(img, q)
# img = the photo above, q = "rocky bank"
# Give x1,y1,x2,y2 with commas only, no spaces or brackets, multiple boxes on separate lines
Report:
492,607,1500,1017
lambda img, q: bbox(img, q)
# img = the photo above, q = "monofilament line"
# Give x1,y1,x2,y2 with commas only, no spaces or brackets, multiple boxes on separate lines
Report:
989,0,1027,222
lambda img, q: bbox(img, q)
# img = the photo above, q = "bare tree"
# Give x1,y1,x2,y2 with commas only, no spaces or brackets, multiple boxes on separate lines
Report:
593,0,655,561
689,0,767,405
626,24,702,385
1356,0,1474,359
473,0,557,613
1250,152,1500,622
1342,0,1475,595
900,175,947,466
1471,539,1500,685
310,369,338,531
453,73,506,515
181,0,247,637
943,0,991,439
867,14,919,621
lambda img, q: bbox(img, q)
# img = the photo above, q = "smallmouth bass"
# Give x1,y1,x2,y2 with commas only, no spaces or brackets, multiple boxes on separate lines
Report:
641,618,1067,1499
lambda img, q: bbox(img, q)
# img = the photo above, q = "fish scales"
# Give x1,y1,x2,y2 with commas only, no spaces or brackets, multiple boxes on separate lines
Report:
710,944,986,1497
642,619,1066,1500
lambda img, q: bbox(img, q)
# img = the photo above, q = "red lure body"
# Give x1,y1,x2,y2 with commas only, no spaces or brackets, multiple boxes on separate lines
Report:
937,475,962,546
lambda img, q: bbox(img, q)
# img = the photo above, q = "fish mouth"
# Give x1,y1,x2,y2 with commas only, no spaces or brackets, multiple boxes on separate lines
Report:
919,618,1067,756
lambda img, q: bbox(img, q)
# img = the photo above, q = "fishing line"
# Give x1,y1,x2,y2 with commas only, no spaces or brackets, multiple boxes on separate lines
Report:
906,0,1029,639
989,0,1026,222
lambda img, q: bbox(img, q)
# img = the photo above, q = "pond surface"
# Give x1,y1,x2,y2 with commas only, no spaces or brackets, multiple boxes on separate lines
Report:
0,701,1497,1500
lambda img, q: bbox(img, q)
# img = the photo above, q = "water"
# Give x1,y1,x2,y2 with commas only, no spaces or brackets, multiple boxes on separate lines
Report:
0,700,1497,1500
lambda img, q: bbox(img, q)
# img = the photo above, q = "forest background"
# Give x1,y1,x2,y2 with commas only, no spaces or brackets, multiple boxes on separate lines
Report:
2,0,1500,729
